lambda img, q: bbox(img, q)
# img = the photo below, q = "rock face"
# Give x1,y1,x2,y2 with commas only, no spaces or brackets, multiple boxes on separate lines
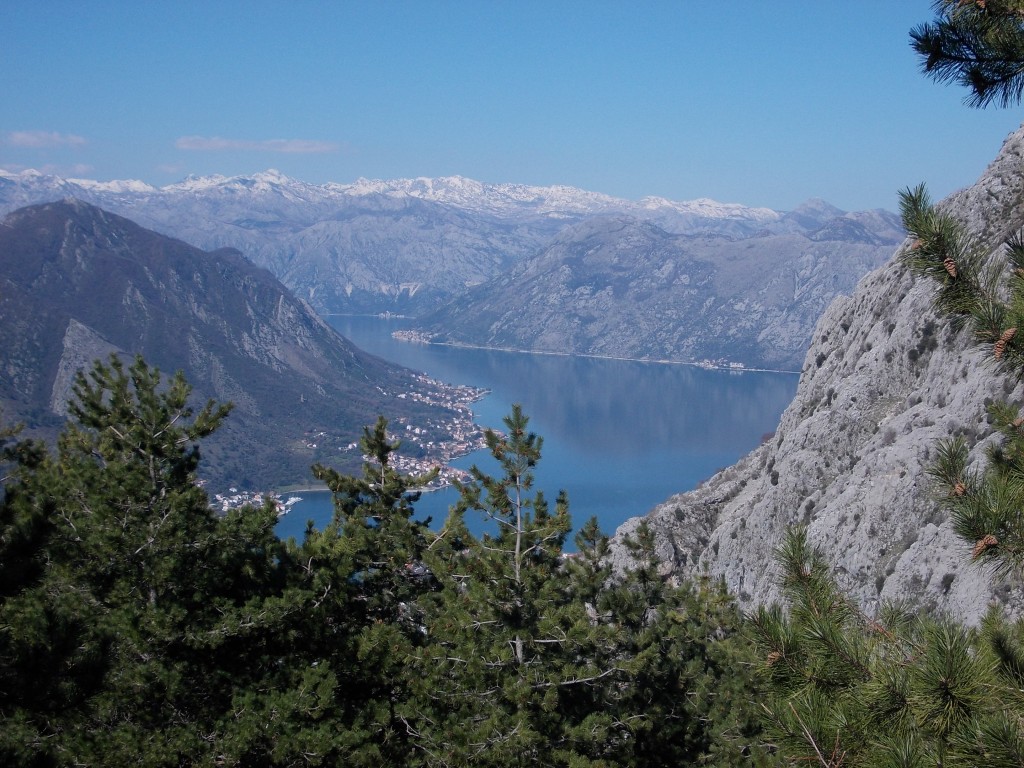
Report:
0,200,480,490
611,124,1024,623
0,170,900,369
416,215,896,370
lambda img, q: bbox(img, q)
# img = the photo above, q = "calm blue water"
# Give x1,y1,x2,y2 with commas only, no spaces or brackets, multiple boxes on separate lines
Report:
275,316,798,544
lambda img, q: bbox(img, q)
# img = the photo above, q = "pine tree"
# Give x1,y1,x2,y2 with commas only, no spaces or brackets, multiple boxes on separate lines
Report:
282,416,440,766
592,522,775,767
0,417,107,767
901,184,1024,574
0,356,298,766
413,404,574,765
911,0,1024,108
414,406,773,767
751,528,1024,767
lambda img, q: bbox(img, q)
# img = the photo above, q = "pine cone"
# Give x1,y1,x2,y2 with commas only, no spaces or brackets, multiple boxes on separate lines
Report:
1013,415,1024,428
971,534,999,559
995,328,1017,360
766,650,782,667
952,481,966,497
943,256,957,278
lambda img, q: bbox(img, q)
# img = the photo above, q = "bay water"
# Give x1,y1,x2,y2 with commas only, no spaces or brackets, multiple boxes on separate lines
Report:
275,316,799,544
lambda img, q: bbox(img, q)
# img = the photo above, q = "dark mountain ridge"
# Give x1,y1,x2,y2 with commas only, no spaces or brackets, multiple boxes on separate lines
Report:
0,199,481,489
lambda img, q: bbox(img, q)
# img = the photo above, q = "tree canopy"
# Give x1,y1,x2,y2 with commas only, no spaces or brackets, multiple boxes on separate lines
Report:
911,0,1024,108
0,359,772,766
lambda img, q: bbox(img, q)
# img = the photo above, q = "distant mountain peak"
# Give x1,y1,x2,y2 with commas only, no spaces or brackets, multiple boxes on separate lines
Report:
65,176,158,194
250,168,289,183
164,173,230,192
637,194,781,222
789,197,846,217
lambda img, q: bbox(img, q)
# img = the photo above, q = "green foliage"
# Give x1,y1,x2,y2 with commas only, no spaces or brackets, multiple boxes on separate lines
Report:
415,405,773,766
0,356,295,766
2,367,771,766
900,186,1024,574
752,530,1024,767
291,417,440,766
911,0,1024,108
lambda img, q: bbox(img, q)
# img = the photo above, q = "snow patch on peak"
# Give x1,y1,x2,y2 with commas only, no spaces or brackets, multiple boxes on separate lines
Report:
68,177,157,194
250,168,292,184
1,168,60,182
335,175,633,217
637,195,781,222
164,174,230,193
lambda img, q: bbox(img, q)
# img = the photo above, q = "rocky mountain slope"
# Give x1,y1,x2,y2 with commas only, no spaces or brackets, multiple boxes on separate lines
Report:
611,124,1024,623
0,200,481,490
0,170,566,315
0,171,901,368
415,212,897,370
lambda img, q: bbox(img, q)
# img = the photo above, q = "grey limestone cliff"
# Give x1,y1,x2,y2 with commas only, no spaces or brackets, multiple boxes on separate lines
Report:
611,123,1024,623
417,215,896,370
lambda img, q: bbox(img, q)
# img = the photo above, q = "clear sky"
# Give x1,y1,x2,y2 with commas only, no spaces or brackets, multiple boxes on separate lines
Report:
3,1,1022,212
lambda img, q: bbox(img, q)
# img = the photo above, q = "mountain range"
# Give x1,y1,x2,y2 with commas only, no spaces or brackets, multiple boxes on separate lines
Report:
0,199,481,490
0,169,902,369
415,212,896,370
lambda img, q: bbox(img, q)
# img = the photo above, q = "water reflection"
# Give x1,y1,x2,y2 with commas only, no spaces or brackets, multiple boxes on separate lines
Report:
277,316,797,542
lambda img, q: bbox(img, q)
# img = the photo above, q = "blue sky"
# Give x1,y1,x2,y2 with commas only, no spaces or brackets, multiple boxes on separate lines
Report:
3,1,1022,212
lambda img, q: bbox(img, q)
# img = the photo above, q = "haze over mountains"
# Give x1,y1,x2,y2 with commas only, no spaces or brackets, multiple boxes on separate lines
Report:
0,168,902,370
0,199,482,490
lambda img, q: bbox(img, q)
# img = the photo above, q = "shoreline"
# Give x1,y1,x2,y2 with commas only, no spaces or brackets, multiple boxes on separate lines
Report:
323,314,800,375
421,339,801,375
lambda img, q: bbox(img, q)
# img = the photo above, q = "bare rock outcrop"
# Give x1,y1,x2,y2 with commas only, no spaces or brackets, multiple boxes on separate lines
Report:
612,124,1024,623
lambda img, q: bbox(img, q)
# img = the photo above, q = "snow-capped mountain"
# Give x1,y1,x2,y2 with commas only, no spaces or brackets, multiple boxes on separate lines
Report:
0,167,852,233
330,174,784,224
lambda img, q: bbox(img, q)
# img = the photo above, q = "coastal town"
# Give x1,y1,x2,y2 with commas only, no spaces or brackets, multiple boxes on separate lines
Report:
382,371,490,487
214,371,491,514
211,489,304,517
